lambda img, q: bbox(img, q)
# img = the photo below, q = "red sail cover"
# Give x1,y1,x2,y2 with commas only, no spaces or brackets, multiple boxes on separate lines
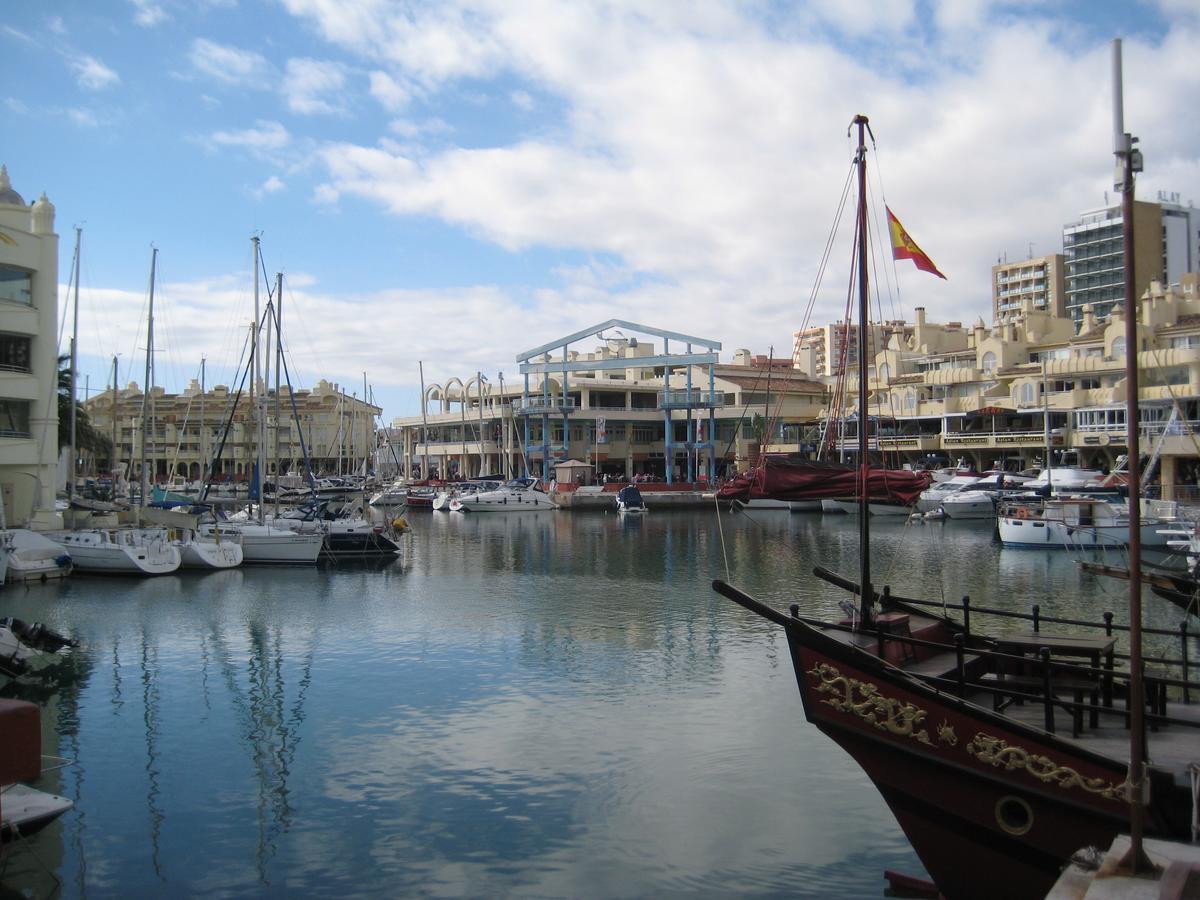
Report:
717,457,930,504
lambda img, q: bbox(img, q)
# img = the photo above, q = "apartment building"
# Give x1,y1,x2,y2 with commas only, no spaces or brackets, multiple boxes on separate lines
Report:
842,276,1200,495
82,377,380,487
0,165,61,528
992,253,1066,322
1062,197,1200,321
792,320,912,378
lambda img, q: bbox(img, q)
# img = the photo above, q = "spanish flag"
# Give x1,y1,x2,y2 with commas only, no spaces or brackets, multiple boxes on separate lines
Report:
886,206,946,279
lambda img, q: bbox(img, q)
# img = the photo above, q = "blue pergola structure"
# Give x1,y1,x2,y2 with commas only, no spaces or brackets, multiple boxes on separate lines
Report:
514,320,723,484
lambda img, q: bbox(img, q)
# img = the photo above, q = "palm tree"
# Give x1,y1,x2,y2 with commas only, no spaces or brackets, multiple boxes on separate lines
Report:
57,353,111,465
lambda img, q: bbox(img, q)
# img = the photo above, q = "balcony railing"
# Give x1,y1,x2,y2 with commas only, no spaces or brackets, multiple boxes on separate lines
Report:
657,390,725,409
514,397,577,415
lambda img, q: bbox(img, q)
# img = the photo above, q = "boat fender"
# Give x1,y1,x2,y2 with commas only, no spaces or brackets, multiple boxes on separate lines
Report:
392,516,409,531
55,553,72,567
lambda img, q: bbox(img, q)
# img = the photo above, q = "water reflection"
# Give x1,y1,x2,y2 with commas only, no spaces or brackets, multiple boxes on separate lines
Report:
5,510,1196,896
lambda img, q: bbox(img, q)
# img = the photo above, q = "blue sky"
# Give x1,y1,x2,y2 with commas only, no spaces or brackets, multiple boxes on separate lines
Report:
3,0,1199,421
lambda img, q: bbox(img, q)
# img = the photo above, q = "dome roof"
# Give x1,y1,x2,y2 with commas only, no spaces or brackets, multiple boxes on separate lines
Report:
0,165,27,206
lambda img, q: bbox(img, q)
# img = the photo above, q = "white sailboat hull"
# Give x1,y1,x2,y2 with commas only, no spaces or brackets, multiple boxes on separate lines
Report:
178,538,244,569
49,529,181,575
449,489,555,512
202,524,322,565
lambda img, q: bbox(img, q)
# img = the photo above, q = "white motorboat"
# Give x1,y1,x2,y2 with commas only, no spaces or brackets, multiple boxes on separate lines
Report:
0,618,76,679
199,522,323,565
0,529,73,582
615,485,647,515
937,471,1036,520
915,473,982,512
1,698,74,842
368,480,410,508
265,503,401,559
821,498,912,516
449,478,555,512
48,528,181,575
997,497,1173,548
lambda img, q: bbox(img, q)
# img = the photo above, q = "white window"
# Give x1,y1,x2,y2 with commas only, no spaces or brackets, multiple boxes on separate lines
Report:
1111,336,1126,357
981,351,997,373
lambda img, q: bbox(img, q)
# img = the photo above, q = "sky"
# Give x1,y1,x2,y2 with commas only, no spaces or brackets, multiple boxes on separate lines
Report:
4,0,1200,423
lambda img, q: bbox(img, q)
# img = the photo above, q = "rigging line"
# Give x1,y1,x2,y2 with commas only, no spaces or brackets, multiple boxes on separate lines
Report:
865,130,904,325
715,494,730,582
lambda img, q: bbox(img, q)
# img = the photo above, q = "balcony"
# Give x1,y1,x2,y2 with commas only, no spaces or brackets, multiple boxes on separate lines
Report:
514,397,577,416
657,390,725,410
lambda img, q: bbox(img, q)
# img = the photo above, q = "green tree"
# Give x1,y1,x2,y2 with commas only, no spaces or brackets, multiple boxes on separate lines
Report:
57,353,112,461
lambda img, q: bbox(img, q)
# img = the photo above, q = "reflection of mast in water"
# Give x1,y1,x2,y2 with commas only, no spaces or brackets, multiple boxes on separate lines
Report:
208,613,317,880
139,627,166,880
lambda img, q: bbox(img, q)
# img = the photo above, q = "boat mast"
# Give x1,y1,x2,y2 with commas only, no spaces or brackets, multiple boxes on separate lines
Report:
110,355,118,492
199,357,206,485
252,236,264,525
68,227,81,505
1112,37,1150,874
274,272,284,519
853,114,873,628
364,372,370,480
419,361,429,479
140,246,157,508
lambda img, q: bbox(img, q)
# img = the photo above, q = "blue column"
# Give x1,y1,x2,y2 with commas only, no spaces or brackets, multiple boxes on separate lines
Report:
663,338,672,483
709,362,717,482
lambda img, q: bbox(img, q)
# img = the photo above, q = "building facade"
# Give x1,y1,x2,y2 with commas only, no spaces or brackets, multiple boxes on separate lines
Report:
82,377,380,488
1062,198,1200,321
838,276,1200,497
992,253,1066,322
388,329,828,483
0,165,62,529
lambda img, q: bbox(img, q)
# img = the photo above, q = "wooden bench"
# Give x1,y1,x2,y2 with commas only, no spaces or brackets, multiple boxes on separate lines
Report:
978,671,1098,737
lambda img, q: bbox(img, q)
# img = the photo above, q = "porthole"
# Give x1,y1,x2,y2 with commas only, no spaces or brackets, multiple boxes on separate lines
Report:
995,795,1033,836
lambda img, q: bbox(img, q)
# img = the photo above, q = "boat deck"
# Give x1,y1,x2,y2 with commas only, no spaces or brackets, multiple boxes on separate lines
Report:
821,616,1200,782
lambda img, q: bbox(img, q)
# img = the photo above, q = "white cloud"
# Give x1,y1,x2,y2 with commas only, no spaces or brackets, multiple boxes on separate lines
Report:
282,57,347,115
510,90,533,111
256,174,286,197
67,107,100,128
189,37,271,86
129,0,168,27
209,120,291,155
3,24,35,43
46,16,65,35
368,70,409,112
4,97,29,114
71,55,120,90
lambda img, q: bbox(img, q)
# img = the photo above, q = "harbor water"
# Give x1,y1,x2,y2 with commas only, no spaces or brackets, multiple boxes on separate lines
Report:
2,509,1188,898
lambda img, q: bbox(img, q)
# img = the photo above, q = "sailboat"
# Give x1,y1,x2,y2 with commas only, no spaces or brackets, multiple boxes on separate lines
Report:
48,241,181,575
713,110,1199,900
195,239,322,566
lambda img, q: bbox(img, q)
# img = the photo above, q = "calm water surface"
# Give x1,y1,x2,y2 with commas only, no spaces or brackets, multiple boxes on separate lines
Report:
2,510,1187,898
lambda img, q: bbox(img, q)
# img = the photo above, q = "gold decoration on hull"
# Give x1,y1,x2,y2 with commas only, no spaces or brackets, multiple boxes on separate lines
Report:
806,662,932,746
936,721,958,746
966,734,1122,801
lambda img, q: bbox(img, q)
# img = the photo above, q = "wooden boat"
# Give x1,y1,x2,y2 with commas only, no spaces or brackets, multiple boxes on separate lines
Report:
713,114,1200,899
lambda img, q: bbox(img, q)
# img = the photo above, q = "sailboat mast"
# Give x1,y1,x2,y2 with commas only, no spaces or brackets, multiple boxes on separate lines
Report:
110,355,118,489
140,246,157,507
419,361,429,478
199,357,206,485
274,272,283,518
853,114,873,628
68,227,81,505
1112,37,1149,873
252,236,264,525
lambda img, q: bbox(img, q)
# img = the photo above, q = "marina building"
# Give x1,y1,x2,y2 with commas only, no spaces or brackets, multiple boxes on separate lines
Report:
844,275,1200,498
0,165,62,529
992,253,1066,321
81,378,380,488
792,320,912,378
1062,196,1200,321
387,322,827,483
